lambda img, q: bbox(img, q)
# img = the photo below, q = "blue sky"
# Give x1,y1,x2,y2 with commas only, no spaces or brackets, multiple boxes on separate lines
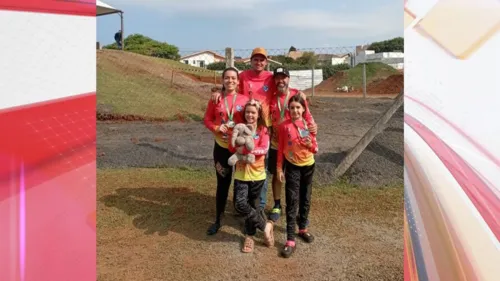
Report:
97,0,403,53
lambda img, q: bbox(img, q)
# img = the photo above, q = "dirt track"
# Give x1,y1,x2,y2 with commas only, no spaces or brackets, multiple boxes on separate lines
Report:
97,96,403,187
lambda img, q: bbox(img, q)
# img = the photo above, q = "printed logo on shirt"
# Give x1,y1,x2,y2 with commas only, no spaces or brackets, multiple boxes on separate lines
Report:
254,134,260,140
263,85,269,92
288,141,292,146
288,151,294,158
236,105,243,112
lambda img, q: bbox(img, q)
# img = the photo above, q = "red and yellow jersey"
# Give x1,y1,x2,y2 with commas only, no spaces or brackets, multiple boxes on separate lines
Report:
238,70,276,127
269,88,316,149
228,126,270,181
277,118,318,170
203,93,249,148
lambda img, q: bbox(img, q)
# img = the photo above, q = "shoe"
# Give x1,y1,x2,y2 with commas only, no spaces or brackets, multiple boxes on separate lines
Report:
206,222,220,235
269,207,282,222
281,240,296,258
298,230,314,243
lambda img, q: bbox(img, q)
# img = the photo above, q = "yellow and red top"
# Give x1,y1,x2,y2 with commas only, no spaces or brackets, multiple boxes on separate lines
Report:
203,93,249,148
277,118,318,170
229,126,270,181
269,88,315,149
238,70,276,127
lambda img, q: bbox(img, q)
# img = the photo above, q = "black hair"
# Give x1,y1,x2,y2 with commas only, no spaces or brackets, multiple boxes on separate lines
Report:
221,67,239,92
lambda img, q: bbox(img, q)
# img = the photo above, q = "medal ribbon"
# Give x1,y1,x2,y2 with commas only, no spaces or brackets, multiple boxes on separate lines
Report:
224,93,237,122
293,118,308,137
277,90,290,121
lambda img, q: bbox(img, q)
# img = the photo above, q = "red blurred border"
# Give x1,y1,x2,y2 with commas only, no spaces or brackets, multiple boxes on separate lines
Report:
0,0,96,17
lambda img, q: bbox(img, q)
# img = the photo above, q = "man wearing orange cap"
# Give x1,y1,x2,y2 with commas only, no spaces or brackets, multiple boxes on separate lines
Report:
210,47,314,214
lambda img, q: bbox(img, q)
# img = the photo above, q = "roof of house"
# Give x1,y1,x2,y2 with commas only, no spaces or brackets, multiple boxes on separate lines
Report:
287,50,304,60
180,50,225,60
315,53,350,61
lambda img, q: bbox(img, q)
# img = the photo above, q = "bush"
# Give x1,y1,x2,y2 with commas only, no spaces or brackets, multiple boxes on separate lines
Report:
322,63,350,80
369,37,404,53
103,33,180,60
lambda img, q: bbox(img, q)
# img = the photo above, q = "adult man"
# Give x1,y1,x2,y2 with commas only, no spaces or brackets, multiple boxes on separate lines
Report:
267,67,316,222
210,47,315,211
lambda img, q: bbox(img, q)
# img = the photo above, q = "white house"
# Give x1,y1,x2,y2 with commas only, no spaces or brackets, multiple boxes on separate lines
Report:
355,49,404,70
180,50,225,68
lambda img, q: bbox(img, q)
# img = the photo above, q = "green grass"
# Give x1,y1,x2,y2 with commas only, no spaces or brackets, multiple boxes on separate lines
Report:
125,50,217,78
98,167,403,219
341,62,399,88
97,55,206,120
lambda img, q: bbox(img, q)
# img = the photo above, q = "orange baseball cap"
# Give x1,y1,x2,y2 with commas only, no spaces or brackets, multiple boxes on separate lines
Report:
251,47,268,59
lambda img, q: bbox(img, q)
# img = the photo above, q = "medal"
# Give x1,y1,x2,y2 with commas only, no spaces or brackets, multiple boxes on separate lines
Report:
277,90,290,122
224,93,237,127
294,119,309,138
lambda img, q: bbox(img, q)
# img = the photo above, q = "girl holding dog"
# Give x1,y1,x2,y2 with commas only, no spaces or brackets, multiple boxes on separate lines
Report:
203,67,249,236
276,94,318,258
228,99,274,253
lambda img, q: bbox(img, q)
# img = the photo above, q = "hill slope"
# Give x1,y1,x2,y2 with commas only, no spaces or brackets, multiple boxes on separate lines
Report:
97,50,217,120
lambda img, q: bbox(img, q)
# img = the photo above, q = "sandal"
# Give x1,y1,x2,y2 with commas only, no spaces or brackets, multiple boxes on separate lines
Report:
241,236,254,253
263,221,275,247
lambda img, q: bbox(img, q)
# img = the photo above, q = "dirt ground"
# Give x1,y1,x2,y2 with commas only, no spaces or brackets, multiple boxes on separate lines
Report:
97,168,403,281
97,96,403,187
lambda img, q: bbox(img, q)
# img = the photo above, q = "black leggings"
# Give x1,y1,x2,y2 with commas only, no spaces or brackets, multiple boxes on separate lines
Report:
284,159,315,241
213,142,234,223
233,180,266,236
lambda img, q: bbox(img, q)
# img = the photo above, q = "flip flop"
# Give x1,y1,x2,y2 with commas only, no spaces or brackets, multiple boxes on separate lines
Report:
241,236,254,253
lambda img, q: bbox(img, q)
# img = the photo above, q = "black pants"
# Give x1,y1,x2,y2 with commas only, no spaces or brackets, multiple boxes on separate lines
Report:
213,142,234,222
233,180,266,236
284,159,315,241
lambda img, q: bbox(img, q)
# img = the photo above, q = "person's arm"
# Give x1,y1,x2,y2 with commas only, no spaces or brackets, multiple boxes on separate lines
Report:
203,100,219,133
276,124,286,182
309,134,319,154
251,127,269,156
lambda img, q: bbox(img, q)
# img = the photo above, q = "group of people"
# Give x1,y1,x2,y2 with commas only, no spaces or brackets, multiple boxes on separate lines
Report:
203,47,318,258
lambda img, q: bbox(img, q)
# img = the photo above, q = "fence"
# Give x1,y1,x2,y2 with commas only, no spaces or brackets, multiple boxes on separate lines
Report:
96,45,404,186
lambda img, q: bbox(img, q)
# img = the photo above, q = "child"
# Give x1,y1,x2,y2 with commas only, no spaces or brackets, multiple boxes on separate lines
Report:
229,99,274,253
268,67,317,222
203,67,249,236
276,95,318,258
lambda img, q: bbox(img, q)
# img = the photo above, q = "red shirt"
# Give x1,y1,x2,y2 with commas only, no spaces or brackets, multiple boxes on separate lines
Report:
229,126,270,181
269,88,316,149
204,93,249,148
277,118,318,170
238,70,276,127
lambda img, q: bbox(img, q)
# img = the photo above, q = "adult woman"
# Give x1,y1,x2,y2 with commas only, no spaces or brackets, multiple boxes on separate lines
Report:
276,95,318,258
203,67,249,235
229,99,274,253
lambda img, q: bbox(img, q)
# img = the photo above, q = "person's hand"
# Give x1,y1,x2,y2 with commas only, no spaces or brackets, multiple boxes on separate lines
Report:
211,91,221,104
301,136,312,149
277,170,285,183
218,124,228,133
308,123,317,134
298,91,307,100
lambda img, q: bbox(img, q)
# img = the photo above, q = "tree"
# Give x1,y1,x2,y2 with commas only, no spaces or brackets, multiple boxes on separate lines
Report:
289,46,297,52
296,51,317,66
368,37,404,53
104,34,180,60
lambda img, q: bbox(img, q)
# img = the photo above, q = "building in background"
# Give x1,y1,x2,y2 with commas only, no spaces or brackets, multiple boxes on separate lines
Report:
180,50,225,68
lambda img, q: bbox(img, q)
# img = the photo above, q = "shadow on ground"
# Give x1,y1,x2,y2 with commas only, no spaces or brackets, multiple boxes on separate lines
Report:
100,186,286,242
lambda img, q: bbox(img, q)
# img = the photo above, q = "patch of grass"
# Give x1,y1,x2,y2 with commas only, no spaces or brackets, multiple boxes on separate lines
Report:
341,62,399,88
97,62,205,119
98,167,403,222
